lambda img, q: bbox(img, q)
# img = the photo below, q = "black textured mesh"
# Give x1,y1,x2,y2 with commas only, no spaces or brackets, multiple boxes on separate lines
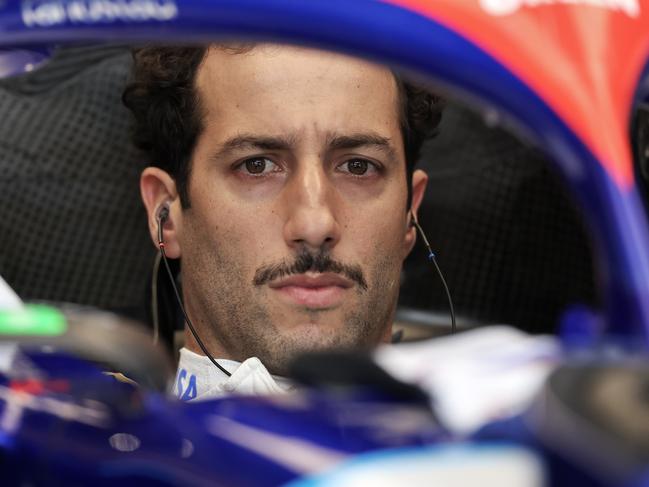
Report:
0,45,154,315
399,103,600,334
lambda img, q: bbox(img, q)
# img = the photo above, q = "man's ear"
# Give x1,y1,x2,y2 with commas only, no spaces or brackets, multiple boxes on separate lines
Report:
140,167,182,258
403,169,428,257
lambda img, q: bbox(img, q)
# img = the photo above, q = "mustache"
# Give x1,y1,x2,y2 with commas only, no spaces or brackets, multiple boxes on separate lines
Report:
253,249,368,291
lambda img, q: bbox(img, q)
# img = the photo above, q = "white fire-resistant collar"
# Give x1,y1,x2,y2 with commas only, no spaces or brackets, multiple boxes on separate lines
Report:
173,347,294,401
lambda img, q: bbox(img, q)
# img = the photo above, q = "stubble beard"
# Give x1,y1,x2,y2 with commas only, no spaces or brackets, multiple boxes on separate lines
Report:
182,237,400,376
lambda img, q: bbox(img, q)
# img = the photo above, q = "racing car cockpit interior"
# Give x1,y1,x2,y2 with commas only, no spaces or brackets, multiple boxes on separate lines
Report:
0,1,647,485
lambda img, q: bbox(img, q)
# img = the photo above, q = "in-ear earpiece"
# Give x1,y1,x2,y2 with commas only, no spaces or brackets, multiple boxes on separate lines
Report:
157,204,170,223
157,203,171,251
409,211,434,260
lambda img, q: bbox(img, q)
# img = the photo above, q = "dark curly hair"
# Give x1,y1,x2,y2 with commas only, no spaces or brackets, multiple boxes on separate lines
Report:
122,45,444,208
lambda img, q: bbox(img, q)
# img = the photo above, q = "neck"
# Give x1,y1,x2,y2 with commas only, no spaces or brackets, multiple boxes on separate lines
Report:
182,326,229,359
182,286,231,360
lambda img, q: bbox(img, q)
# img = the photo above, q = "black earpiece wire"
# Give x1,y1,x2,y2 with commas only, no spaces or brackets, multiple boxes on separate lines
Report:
411,216,456,334
151,251,162,345
157,207,232,377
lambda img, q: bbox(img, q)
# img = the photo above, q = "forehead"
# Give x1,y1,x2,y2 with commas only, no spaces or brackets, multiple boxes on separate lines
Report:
194,44,401,140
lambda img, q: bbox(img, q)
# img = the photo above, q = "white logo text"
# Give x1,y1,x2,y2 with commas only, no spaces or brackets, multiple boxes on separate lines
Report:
22,0,178,27
480,0,639,17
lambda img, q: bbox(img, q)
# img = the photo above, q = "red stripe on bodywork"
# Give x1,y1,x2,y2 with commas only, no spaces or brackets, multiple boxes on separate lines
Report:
385,0,649,189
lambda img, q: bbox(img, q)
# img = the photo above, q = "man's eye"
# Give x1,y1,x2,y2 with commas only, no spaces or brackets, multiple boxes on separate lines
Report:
239,157,279,175
339,159,376,176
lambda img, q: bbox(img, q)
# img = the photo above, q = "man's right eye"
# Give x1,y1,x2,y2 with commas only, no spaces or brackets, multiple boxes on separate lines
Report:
237,157,280,175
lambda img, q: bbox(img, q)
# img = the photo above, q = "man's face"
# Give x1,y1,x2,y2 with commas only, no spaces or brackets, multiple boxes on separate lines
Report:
172,45,425,374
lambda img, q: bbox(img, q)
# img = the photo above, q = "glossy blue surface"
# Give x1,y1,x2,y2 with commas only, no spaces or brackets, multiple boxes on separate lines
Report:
0,349,446,485
3,346,642,486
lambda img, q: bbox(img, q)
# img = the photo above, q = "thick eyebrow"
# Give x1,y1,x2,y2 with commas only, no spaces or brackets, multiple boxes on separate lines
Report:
210,132,398,162
211,133,298,160
326,133,398,161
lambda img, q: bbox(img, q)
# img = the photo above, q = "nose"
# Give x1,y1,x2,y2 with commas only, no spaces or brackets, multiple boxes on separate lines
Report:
283,163,341,252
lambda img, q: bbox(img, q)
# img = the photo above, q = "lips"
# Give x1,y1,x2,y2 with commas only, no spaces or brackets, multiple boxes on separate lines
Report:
268,273,353,308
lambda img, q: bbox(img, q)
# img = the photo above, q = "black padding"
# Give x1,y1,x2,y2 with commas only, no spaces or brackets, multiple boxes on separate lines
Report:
290,351,433,406
400,103,599,333
0,46,154,317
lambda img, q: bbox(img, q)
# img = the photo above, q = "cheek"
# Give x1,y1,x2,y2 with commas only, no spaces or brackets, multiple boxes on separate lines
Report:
346,209,407,262
192,197,285,270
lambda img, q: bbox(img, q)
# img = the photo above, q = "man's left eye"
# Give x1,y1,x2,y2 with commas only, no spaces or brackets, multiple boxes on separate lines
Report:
338,159,377,176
